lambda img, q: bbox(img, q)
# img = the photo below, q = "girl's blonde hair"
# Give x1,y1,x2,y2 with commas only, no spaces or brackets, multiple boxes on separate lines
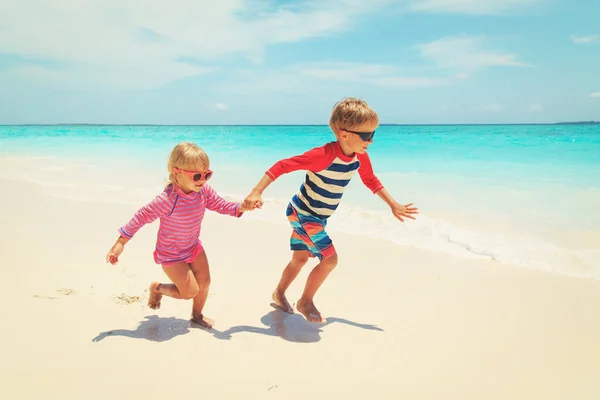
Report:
166,142,210,187
329,97,379,133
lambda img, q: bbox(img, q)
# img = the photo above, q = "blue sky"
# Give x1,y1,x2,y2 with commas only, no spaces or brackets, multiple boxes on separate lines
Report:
1,0,599,124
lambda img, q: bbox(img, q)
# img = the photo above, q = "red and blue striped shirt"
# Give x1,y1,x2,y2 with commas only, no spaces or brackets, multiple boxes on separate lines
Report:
266,141,384,220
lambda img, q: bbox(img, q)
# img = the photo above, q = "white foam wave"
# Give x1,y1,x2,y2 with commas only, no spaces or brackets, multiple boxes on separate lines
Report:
3,155,598,281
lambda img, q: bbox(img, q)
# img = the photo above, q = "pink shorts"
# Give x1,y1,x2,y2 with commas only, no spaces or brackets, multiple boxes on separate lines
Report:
153,240,204,266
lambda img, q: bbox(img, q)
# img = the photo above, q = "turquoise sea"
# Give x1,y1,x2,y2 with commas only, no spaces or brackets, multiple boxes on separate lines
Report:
1,124,599,279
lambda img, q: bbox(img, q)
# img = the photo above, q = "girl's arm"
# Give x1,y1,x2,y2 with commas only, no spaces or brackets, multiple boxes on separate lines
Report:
204,184,245,217
106,235,129,265
119,191,174,239
106,190,174,265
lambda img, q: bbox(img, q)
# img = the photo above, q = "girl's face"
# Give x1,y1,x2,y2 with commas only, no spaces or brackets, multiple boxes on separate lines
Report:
173,164,212,194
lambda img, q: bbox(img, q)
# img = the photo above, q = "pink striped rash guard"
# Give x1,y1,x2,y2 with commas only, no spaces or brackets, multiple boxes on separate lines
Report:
119,183,242,266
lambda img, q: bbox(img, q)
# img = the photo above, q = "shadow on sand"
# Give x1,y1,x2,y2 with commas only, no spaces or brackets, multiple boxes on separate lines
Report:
92,315,198,343
210,304,384,343
92,306,383,344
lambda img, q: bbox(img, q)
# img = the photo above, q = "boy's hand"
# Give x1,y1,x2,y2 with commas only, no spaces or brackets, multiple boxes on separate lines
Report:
390,202,419,222
243,192,264,210
106,242,125,265
238,201,261,213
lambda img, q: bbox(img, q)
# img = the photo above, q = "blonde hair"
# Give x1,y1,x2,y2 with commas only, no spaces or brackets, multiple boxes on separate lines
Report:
329,97,379,133
166,142,210,187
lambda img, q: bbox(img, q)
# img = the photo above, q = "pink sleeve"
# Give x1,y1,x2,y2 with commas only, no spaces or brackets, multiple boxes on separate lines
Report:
266,143,336,180
203,184,242,217
357,152,384,194
119,190,175,238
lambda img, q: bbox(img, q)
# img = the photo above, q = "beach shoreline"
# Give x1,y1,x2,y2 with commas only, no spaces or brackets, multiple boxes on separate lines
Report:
2,177,600,399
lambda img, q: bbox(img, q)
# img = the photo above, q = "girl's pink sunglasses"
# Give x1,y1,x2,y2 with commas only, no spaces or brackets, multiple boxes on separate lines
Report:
174,167,213,182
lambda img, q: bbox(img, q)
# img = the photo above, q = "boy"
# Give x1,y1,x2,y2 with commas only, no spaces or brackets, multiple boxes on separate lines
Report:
243,98,418,323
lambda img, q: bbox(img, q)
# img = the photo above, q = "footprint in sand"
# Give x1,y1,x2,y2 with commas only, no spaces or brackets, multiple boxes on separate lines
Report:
113,294,143,305
32,294,60,300
33,288,76,300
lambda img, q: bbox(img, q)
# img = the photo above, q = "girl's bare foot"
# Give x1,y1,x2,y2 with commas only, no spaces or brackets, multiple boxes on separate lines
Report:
191,314,214,329
148,282,163,310
272,289,294,314
296,298,324,323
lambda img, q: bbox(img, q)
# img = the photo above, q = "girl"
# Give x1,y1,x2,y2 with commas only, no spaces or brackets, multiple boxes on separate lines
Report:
106,142,254,329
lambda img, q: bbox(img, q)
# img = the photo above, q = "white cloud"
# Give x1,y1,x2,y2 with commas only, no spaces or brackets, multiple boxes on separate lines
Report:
570,35,600,44
417,36,531,71
407,0,542,15
483,103,502,112
214,103,229,111
528,103,543,112
590,92,600,98
294,62,449,87
0,0,389,90
226,61,449,95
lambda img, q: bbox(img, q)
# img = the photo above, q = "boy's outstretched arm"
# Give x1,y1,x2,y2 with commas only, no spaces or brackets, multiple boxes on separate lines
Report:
357,152,419,222
243,174,273,209
376,188,419,222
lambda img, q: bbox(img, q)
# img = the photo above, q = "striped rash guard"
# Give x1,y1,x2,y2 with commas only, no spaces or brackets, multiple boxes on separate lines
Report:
119,183,242,266
266,141,384,220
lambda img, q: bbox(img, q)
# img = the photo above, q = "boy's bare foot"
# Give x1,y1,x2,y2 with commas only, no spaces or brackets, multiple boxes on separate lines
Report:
147,282,162,310
296,298,324,323
191,314,214,329
272,289,294,314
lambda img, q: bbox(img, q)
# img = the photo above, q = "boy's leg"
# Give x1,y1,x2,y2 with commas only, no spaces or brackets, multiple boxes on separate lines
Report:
273,250,310,313
297,252,338,323
148,262,200,309
188,250,213,329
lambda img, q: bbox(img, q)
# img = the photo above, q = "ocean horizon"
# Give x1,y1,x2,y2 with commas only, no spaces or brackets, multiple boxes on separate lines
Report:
2,121,599,127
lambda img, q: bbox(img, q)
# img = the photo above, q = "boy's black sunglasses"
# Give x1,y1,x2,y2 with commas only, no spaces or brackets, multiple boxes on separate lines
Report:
342,129,375,141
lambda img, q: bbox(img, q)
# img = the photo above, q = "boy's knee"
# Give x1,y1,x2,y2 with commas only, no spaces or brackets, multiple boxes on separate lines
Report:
291,252,310,268
323,253,338,269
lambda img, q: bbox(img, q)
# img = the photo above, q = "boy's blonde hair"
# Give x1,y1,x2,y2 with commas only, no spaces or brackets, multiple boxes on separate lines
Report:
329,97,379,133
166,142,210,187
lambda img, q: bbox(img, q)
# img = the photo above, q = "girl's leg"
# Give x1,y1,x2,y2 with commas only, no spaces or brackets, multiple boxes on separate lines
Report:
147,262,199,309
297,252,338,323
273,250,311,313
188,250,213,329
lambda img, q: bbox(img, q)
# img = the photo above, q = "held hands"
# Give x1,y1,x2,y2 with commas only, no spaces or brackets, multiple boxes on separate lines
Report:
390,202,419,222
238,199,262,213
106,241,125,265
242,191,264,212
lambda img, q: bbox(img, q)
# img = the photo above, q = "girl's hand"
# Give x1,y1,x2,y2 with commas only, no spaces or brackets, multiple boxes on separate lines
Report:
239,199,262,213
106,242,125,265
391,202,419,222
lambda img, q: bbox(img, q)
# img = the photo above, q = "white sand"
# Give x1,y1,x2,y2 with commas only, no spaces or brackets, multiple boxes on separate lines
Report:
1,178,600,399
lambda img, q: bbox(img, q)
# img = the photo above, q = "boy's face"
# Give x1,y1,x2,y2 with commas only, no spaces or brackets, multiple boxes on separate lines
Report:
339,120,378,155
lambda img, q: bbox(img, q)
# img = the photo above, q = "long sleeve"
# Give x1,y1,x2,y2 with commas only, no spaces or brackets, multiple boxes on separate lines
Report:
119,190,175,238
357,152,384,194
266,142,337,180
203,184,242,217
